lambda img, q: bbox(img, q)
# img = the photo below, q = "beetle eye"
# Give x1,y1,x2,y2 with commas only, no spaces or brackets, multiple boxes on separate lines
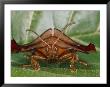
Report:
31,48,36,52
67,48,73,51
67,48,76,53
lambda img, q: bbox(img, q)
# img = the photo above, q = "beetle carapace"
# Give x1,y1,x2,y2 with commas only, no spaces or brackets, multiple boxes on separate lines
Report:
11,28,96,72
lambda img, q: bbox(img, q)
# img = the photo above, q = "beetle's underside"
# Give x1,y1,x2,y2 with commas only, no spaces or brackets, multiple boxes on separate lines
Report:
11,28,96,72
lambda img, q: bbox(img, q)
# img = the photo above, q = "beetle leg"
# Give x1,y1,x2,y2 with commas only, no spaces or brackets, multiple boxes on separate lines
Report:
70,64,77,73
22,55,44,70
31,56,40,71
78,59,88,66
60,52,78,72
22,54,32,69
22,64,31,69
70,58,77,73
69,54,79,72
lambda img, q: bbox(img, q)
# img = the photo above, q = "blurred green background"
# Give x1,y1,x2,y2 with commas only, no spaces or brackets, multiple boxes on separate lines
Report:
11,10,100,77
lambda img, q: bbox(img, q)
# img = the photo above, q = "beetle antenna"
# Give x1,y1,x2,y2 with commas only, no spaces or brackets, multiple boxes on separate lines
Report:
26,30,51,48
62,22,75,33
52,11,76,47
62,11,76,33
52,22,75,47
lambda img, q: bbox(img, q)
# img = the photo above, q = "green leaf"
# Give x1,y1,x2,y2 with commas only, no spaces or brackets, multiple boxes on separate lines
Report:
11,10,100,77
11,11,33,44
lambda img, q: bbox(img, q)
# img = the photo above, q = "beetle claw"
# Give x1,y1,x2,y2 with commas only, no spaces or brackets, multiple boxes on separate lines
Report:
70,64,77,73
70,69,77,73
34,67,40,71
22,64,31,69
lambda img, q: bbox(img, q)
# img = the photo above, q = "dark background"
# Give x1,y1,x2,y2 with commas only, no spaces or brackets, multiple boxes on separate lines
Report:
0,0,109,87
0,0,109,4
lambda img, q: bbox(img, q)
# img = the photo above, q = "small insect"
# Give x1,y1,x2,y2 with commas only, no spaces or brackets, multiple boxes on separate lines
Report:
11,28,96,72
